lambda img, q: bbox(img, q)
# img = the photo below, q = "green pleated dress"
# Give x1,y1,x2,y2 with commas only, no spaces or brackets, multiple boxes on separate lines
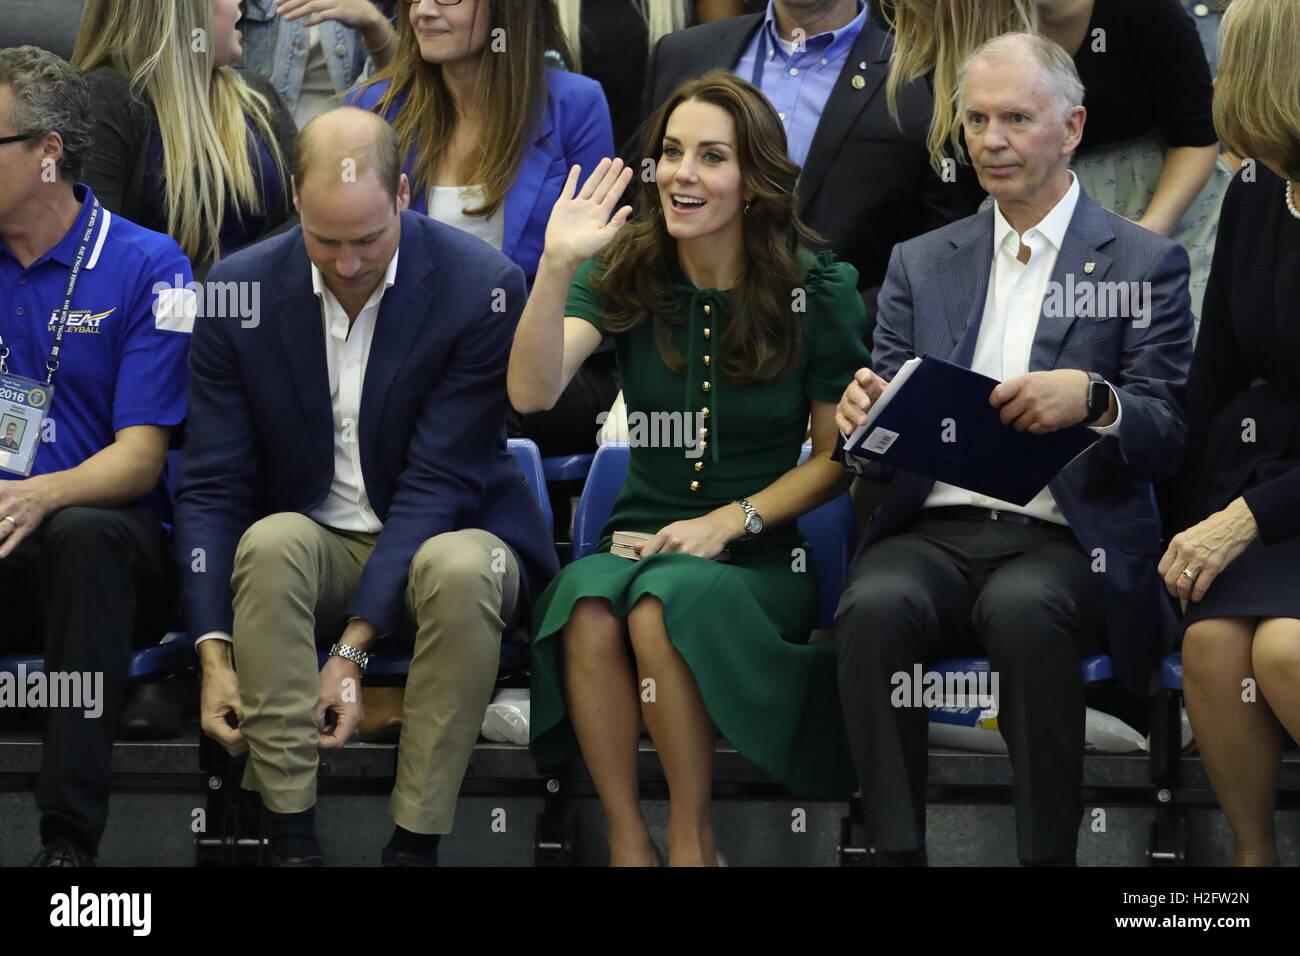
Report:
529,249,871,796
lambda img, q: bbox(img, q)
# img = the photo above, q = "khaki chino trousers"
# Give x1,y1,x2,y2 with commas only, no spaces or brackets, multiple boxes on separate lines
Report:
230,513,519,834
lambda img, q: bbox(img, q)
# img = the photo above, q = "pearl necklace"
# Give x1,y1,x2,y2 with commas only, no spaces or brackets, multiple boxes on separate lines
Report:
1288,182,1300,222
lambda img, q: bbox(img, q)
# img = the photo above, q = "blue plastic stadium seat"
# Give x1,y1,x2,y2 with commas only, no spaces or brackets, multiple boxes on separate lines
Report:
1161,652,1182,691
128,633,196,678
0,653,44,675
0,635,193,679
542,452,595,484
571,442,631,562
931,653,1115,683
571,441,854,629
508,438,553,531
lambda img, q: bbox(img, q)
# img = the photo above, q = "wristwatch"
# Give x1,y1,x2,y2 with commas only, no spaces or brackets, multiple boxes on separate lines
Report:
736,499,764,539
1082,372,1110,424
328,642,369,674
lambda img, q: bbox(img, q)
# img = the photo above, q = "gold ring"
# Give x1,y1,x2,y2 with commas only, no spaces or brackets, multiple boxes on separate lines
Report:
1,516,15,528
1181,567,1198,580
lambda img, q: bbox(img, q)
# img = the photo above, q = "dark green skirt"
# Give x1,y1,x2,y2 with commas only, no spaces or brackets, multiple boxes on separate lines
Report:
528,549,857,796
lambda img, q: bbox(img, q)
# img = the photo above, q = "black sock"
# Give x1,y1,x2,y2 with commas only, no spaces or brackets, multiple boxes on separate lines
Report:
263,806,321,860
386,825,441,856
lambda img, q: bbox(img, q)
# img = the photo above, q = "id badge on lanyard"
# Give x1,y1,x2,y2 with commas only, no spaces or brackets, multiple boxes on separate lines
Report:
0,198,98,477
0,373,54,477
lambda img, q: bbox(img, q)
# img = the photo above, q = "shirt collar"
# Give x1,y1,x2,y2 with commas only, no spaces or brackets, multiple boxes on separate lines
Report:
3,183,103,270
991,171,1080,255
762,0,867,58
48,183,102,267
311,247,400,317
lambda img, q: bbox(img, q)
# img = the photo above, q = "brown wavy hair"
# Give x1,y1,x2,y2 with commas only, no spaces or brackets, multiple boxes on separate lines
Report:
595,71,820,384
354,0,573,218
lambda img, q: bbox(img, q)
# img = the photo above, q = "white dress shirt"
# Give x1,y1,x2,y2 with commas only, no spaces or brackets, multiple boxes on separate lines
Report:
194,250,399,647
307,249,399,533
923,172,1122,524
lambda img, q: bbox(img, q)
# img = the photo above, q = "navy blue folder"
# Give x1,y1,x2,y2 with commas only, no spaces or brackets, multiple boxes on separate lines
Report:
844,355,1099,505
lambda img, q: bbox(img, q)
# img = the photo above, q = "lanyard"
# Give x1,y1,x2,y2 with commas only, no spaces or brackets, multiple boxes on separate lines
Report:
0,197,100,385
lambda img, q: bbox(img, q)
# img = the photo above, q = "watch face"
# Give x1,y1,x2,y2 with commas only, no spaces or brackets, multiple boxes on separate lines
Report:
745,513,764,534
1089,381,1107,418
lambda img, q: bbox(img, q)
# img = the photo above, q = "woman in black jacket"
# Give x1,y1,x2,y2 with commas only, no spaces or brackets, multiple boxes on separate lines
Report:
73,0,296,279
1159,0,1300,867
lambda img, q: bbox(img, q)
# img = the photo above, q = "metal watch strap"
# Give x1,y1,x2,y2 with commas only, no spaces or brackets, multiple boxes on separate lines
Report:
328,642,369,674
737,498,761,538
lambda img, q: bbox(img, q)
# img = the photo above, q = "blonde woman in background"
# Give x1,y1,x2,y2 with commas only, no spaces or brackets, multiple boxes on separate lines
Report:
556,0,746,152
74,0,296,278
885,0,1227,323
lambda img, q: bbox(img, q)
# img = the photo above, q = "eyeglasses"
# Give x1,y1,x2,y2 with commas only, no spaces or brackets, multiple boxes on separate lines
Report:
0,133,40,146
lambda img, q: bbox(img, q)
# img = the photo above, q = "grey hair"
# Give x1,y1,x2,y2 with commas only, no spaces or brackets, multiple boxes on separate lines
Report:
956,32,1086,122
0,45,93,180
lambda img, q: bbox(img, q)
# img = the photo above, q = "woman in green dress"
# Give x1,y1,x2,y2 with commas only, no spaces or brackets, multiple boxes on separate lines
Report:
508,71,871,866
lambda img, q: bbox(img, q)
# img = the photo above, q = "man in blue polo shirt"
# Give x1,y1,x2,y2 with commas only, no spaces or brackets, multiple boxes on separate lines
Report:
0,46,192,867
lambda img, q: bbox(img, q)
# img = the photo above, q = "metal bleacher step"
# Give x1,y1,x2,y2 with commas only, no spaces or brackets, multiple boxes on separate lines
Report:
6,729,1300,866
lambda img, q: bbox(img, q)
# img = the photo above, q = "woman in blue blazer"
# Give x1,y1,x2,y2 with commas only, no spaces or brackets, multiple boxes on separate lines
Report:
349,0,618,455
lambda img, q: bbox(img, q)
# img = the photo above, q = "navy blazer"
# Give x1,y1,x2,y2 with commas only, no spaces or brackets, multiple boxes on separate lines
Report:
843,189,1195,695
348,69,614,287
175,212,559,638
1173,167,1300,544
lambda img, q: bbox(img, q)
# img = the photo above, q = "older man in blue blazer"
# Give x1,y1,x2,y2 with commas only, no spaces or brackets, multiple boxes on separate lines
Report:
175,108,558,867
833,33,1194,866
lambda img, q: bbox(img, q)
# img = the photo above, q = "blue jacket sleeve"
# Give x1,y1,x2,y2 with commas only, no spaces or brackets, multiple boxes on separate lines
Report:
173,261,260,638
562,76,616,181
1108,242,1194,482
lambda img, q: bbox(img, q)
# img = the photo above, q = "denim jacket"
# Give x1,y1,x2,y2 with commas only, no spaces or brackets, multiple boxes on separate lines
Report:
234,0,376,110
